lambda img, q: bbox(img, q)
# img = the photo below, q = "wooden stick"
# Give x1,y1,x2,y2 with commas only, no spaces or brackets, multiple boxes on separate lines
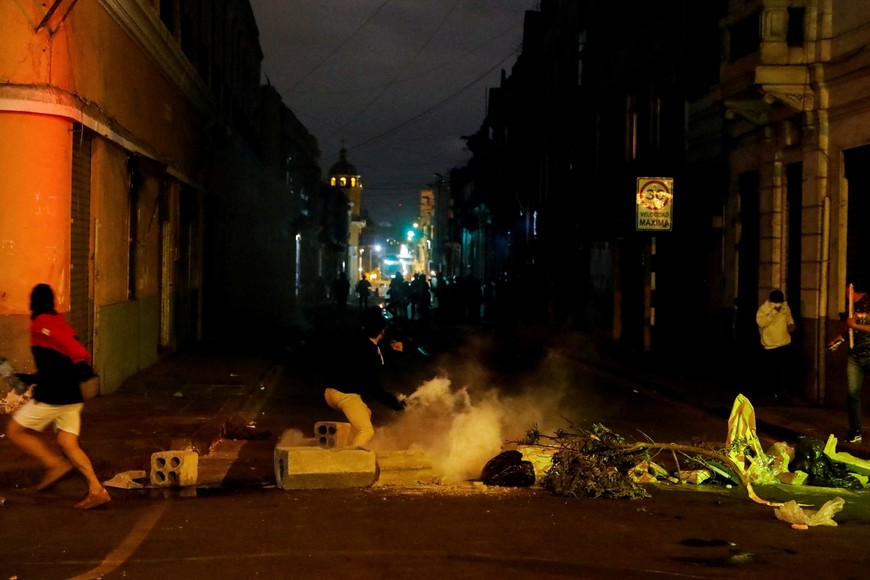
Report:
849,283,855,349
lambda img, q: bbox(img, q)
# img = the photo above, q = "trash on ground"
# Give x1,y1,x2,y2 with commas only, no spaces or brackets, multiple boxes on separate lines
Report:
823,435,870,479
480,450,535,487
792,436,863,489
104,470,148,489
678,469,713,485
725,394,790,485
774,497,845,528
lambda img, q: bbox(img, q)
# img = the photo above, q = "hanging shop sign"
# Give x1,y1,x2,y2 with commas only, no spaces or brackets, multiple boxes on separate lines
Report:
635,177,673,231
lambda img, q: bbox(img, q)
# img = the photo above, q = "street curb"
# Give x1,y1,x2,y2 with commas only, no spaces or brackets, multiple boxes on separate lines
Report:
184,362,285,455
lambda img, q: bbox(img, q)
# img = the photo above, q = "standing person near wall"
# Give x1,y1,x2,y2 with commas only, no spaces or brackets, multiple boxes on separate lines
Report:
755,289,795,401
323,306,406,448
5,284,111,509
828,287,870,444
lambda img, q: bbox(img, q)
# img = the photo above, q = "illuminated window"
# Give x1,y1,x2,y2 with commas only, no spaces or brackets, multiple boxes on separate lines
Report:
340,177,347,187
330,177,336,186
351,177,356,187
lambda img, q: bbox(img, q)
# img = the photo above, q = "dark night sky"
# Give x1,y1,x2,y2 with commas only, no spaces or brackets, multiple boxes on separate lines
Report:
249,0,534,228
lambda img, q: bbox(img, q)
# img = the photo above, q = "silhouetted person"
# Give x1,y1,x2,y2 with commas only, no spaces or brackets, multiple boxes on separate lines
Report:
355,275,372,308
332,272,350,313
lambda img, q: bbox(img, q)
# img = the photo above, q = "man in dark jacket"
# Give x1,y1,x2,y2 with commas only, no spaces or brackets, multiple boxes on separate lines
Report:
324,307,405,447
6,284,111,509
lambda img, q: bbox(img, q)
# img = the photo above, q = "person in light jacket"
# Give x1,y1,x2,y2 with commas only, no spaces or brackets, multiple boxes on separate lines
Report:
756,289,795,401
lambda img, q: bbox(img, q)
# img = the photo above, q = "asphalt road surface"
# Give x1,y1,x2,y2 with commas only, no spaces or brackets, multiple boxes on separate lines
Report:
2,316,869,578
1,481,869,579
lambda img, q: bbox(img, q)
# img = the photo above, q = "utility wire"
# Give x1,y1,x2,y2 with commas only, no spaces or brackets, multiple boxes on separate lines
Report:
287,21,522,97
347,44,519,153
329,0,463,143
289,0,393,93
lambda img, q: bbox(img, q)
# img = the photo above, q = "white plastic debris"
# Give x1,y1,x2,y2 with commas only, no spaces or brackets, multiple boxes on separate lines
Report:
774,497,845,529
103,470,148,489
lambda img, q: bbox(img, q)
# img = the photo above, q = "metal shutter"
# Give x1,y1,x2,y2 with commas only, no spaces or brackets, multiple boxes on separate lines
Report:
70,124,92,351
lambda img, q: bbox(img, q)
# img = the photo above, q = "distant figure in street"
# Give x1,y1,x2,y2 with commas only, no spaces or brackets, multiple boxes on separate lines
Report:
5,284,111,509
828,286,870,444
755,289,795,401
355,275,372,308
388,273,408,319
332,272,350,313
410,273,431,322
323,307,406,448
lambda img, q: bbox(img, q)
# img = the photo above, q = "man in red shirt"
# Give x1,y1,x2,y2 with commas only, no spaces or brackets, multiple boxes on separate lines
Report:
6,284,110,509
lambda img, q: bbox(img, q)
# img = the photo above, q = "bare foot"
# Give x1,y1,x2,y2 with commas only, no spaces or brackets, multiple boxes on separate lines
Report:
73,487,111,510
35,460,73,491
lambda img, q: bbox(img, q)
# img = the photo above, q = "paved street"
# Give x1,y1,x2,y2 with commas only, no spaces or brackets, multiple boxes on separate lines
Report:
1,305,870,578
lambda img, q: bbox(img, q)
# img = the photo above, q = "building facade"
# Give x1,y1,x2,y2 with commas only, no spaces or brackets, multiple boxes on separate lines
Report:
1,1,318,399
451,0,870,404
702,0,870,403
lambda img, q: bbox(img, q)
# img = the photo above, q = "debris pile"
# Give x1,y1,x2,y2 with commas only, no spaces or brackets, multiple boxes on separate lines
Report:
484,394,869,510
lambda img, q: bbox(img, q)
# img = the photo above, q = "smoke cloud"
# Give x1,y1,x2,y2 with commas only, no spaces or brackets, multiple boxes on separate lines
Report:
373,366,568,484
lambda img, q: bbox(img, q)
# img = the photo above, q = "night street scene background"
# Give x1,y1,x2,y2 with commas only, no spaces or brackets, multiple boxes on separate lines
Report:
2,1,870,578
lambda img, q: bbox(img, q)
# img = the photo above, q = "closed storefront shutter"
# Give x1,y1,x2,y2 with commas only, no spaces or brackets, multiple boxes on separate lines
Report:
70,124,92,351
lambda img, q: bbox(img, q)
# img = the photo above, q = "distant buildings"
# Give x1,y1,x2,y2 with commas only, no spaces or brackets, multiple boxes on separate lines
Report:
446,0,870,403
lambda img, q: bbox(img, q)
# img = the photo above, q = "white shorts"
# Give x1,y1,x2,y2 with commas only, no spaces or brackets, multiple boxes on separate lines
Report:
12,399,83,436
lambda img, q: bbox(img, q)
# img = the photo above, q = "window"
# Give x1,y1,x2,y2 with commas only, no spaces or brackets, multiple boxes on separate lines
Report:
729,12,760,61
787,7,805,47
159,0,179,37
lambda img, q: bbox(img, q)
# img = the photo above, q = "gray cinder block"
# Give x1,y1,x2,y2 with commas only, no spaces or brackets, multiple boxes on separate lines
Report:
313,421,353,448
374,450,439,486
151,450,199,487
274,446,377,489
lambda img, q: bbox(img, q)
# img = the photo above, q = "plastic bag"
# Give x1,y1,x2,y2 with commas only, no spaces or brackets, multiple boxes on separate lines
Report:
792,437,863,489
480,450,536,487
774,497,845,528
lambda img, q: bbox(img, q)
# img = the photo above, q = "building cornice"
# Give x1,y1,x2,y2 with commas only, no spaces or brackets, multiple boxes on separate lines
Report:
95,0,214,114
0,83,199,187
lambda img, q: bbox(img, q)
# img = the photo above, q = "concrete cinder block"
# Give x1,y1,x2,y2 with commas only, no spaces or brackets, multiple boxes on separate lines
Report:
313,421,353,448
374,450,440,486
151,450,199,487
274,446,377,489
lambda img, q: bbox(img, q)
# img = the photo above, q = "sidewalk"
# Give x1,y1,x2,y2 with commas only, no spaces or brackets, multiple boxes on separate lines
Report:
1,312,867,493
0,342,283,490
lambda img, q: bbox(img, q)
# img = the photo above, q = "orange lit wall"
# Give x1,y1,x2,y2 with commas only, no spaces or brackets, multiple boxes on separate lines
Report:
0,112,72,366
0,113,72,315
